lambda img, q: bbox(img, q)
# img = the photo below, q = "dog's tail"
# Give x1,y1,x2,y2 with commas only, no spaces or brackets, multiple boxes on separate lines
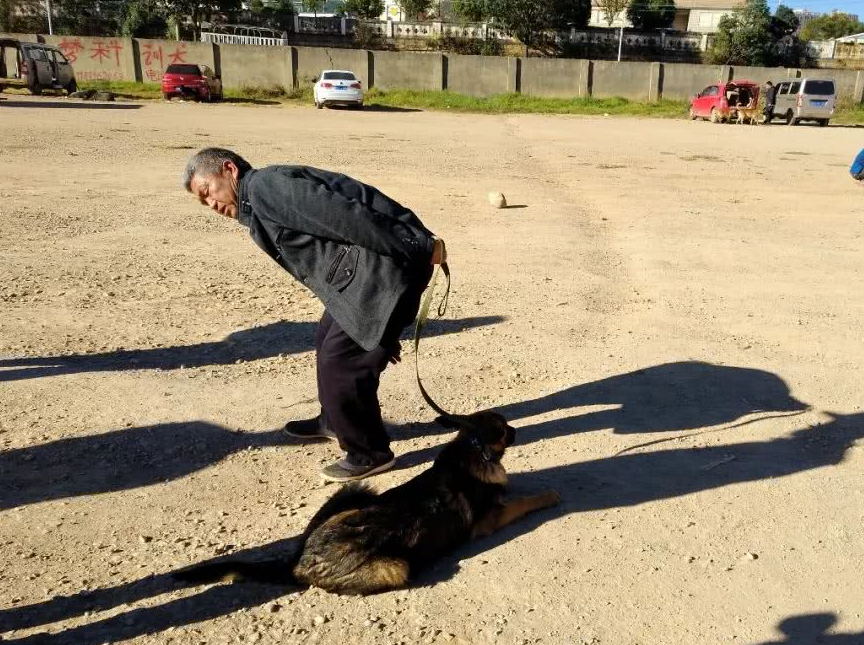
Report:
173,556,301,586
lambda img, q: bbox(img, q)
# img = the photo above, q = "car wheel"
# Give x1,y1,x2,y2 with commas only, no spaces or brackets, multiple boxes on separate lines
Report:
66,79,77,95
709,108,720,123
163,93,171,101
818,119,829,127
786,110,798,126
689,106,697,120
316,99,323,109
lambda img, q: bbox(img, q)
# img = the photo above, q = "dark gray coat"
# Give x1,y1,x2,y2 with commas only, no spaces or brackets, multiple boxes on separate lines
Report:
237,165,435,351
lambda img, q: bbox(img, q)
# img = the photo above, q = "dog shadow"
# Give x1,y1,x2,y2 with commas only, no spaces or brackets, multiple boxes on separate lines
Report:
0,316,504,382
415,411,864,587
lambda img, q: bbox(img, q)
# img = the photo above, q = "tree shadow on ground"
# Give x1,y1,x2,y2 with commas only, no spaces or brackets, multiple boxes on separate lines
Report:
749,613,864,644
0,423,285,511
0,316,504,382
0,100,141,110
0,536,302,642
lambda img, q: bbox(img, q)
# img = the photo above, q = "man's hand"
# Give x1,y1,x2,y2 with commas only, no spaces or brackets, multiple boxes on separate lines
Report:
431,237,447,265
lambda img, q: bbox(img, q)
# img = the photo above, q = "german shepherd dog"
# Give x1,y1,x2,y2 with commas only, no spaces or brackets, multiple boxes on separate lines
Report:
174,411,560,595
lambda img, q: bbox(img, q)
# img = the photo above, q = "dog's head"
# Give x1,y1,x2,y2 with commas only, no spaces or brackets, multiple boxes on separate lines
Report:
437,410,515,462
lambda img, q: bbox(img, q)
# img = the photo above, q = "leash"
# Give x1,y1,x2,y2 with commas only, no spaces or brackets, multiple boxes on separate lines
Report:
413,245,451,419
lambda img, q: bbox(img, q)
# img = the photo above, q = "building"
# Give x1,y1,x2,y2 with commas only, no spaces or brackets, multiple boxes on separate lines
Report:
589,0,742,33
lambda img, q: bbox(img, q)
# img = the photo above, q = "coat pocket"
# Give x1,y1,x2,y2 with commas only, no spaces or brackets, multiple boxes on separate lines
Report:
325,245,359,292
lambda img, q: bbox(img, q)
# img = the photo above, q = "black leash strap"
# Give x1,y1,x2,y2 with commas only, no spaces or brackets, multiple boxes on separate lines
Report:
413,258,451,418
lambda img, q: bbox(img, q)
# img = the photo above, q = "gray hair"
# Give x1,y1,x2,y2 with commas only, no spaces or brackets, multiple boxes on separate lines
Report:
182,147,252,191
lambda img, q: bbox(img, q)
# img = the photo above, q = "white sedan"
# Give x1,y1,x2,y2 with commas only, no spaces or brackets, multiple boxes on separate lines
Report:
313,70,364,109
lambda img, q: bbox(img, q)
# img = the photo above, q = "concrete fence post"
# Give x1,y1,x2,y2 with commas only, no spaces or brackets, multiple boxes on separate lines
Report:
507,57,519,93
854,71,864,104
720,65,732,82
386,19,394,38
701,34,708,51
341,18,346,36
582,60,593,97
648,61,661,102
570,27,576,43
294,15,299,33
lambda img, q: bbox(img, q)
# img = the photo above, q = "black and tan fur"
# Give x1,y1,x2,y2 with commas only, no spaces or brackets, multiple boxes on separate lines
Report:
174,411,560,595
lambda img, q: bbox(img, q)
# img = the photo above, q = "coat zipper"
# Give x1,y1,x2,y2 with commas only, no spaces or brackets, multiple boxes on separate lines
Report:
326,246,349,283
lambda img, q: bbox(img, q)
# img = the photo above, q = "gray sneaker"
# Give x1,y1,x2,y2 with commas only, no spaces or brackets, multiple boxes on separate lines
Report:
283,415,337,441
320,454,396,483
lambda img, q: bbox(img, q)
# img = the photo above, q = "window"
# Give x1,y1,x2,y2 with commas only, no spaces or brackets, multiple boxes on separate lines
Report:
166,64,201,76
777,82,790,94
804,80,834,95
52,50,68,64
322,71,356,81
27,48,47,61
789,81,801,93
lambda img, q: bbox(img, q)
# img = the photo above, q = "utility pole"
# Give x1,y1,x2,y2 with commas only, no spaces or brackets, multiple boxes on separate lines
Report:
617,25,623,61
46,0,53,35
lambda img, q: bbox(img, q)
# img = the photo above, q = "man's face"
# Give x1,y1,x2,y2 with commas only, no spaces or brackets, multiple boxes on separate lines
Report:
189,160,239,219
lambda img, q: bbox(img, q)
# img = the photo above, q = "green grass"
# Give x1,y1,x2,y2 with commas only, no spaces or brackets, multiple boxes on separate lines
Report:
79,80,163,100
364,88,689,117
56,81,864,123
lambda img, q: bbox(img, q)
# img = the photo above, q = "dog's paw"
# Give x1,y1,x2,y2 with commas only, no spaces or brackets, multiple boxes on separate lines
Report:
538,490,562,507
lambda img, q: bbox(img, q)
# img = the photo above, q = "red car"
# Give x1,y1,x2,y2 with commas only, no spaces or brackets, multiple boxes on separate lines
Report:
162,63,223,102
689,80,760,123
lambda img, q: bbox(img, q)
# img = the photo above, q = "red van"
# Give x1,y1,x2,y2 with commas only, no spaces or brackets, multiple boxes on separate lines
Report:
689,80,760,123
161,63,222,102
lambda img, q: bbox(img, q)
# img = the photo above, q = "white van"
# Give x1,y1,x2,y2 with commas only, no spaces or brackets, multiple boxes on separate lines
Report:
771,78,836,126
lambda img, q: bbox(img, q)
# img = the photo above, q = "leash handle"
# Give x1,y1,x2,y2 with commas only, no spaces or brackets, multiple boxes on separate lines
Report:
414,254,451,418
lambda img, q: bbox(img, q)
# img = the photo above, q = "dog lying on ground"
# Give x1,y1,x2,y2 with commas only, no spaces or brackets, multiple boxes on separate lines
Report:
736,104,761,125
174,411,560,595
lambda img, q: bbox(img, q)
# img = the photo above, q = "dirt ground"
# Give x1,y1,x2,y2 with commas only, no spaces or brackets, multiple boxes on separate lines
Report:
1,95,863,645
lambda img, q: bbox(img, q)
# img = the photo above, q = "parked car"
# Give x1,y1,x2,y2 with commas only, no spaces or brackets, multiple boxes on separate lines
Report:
689,80,760,123
0,38,77,95
769,78,835,126
162,63,223,102
313,70,364,109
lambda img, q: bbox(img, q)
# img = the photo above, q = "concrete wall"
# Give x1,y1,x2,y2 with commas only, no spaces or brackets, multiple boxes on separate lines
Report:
592,60,654,100
372,50,442,91
730,65,792,86
293,46,369,88
41,35,135,82
135,39,215,83
662,62,725,100
520,57,588,98
447,54,516,97
219,43,293,89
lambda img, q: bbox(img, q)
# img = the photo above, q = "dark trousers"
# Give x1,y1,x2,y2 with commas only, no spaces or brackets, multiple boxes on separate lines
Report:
316,271,431,466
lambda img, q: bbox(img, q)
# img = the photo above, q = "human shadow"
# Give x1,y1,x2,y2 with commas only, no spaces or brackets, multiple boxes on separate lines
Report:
0,535,302,641
0,100,141,110
0,422,283,511
0,315,504,382
749,613,864,644
498,361,809,440
416,411,864,586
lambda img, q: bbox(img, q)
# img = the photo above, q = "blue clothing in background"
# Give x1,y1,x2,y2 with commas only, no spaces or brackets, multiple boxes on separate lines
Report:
851,148,864,180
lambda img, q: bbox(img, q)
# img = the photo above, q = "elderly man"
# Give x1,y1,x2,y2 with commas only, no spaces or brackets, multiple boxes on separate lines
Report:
183,148,445,482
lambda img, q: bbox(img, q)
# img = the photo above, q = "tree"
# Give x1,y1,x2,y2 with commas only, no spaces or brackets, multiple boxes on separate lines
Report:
344,0,384,19
397,0,432,20
452,0,488,22
770,3,798,36
627,0,675,31
708,0,772,65
302,0,325,15
483,0,553,50
549,0,591,29
165,0,242,39
800,12,864,41
122,0,169,37
597,0,630,26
